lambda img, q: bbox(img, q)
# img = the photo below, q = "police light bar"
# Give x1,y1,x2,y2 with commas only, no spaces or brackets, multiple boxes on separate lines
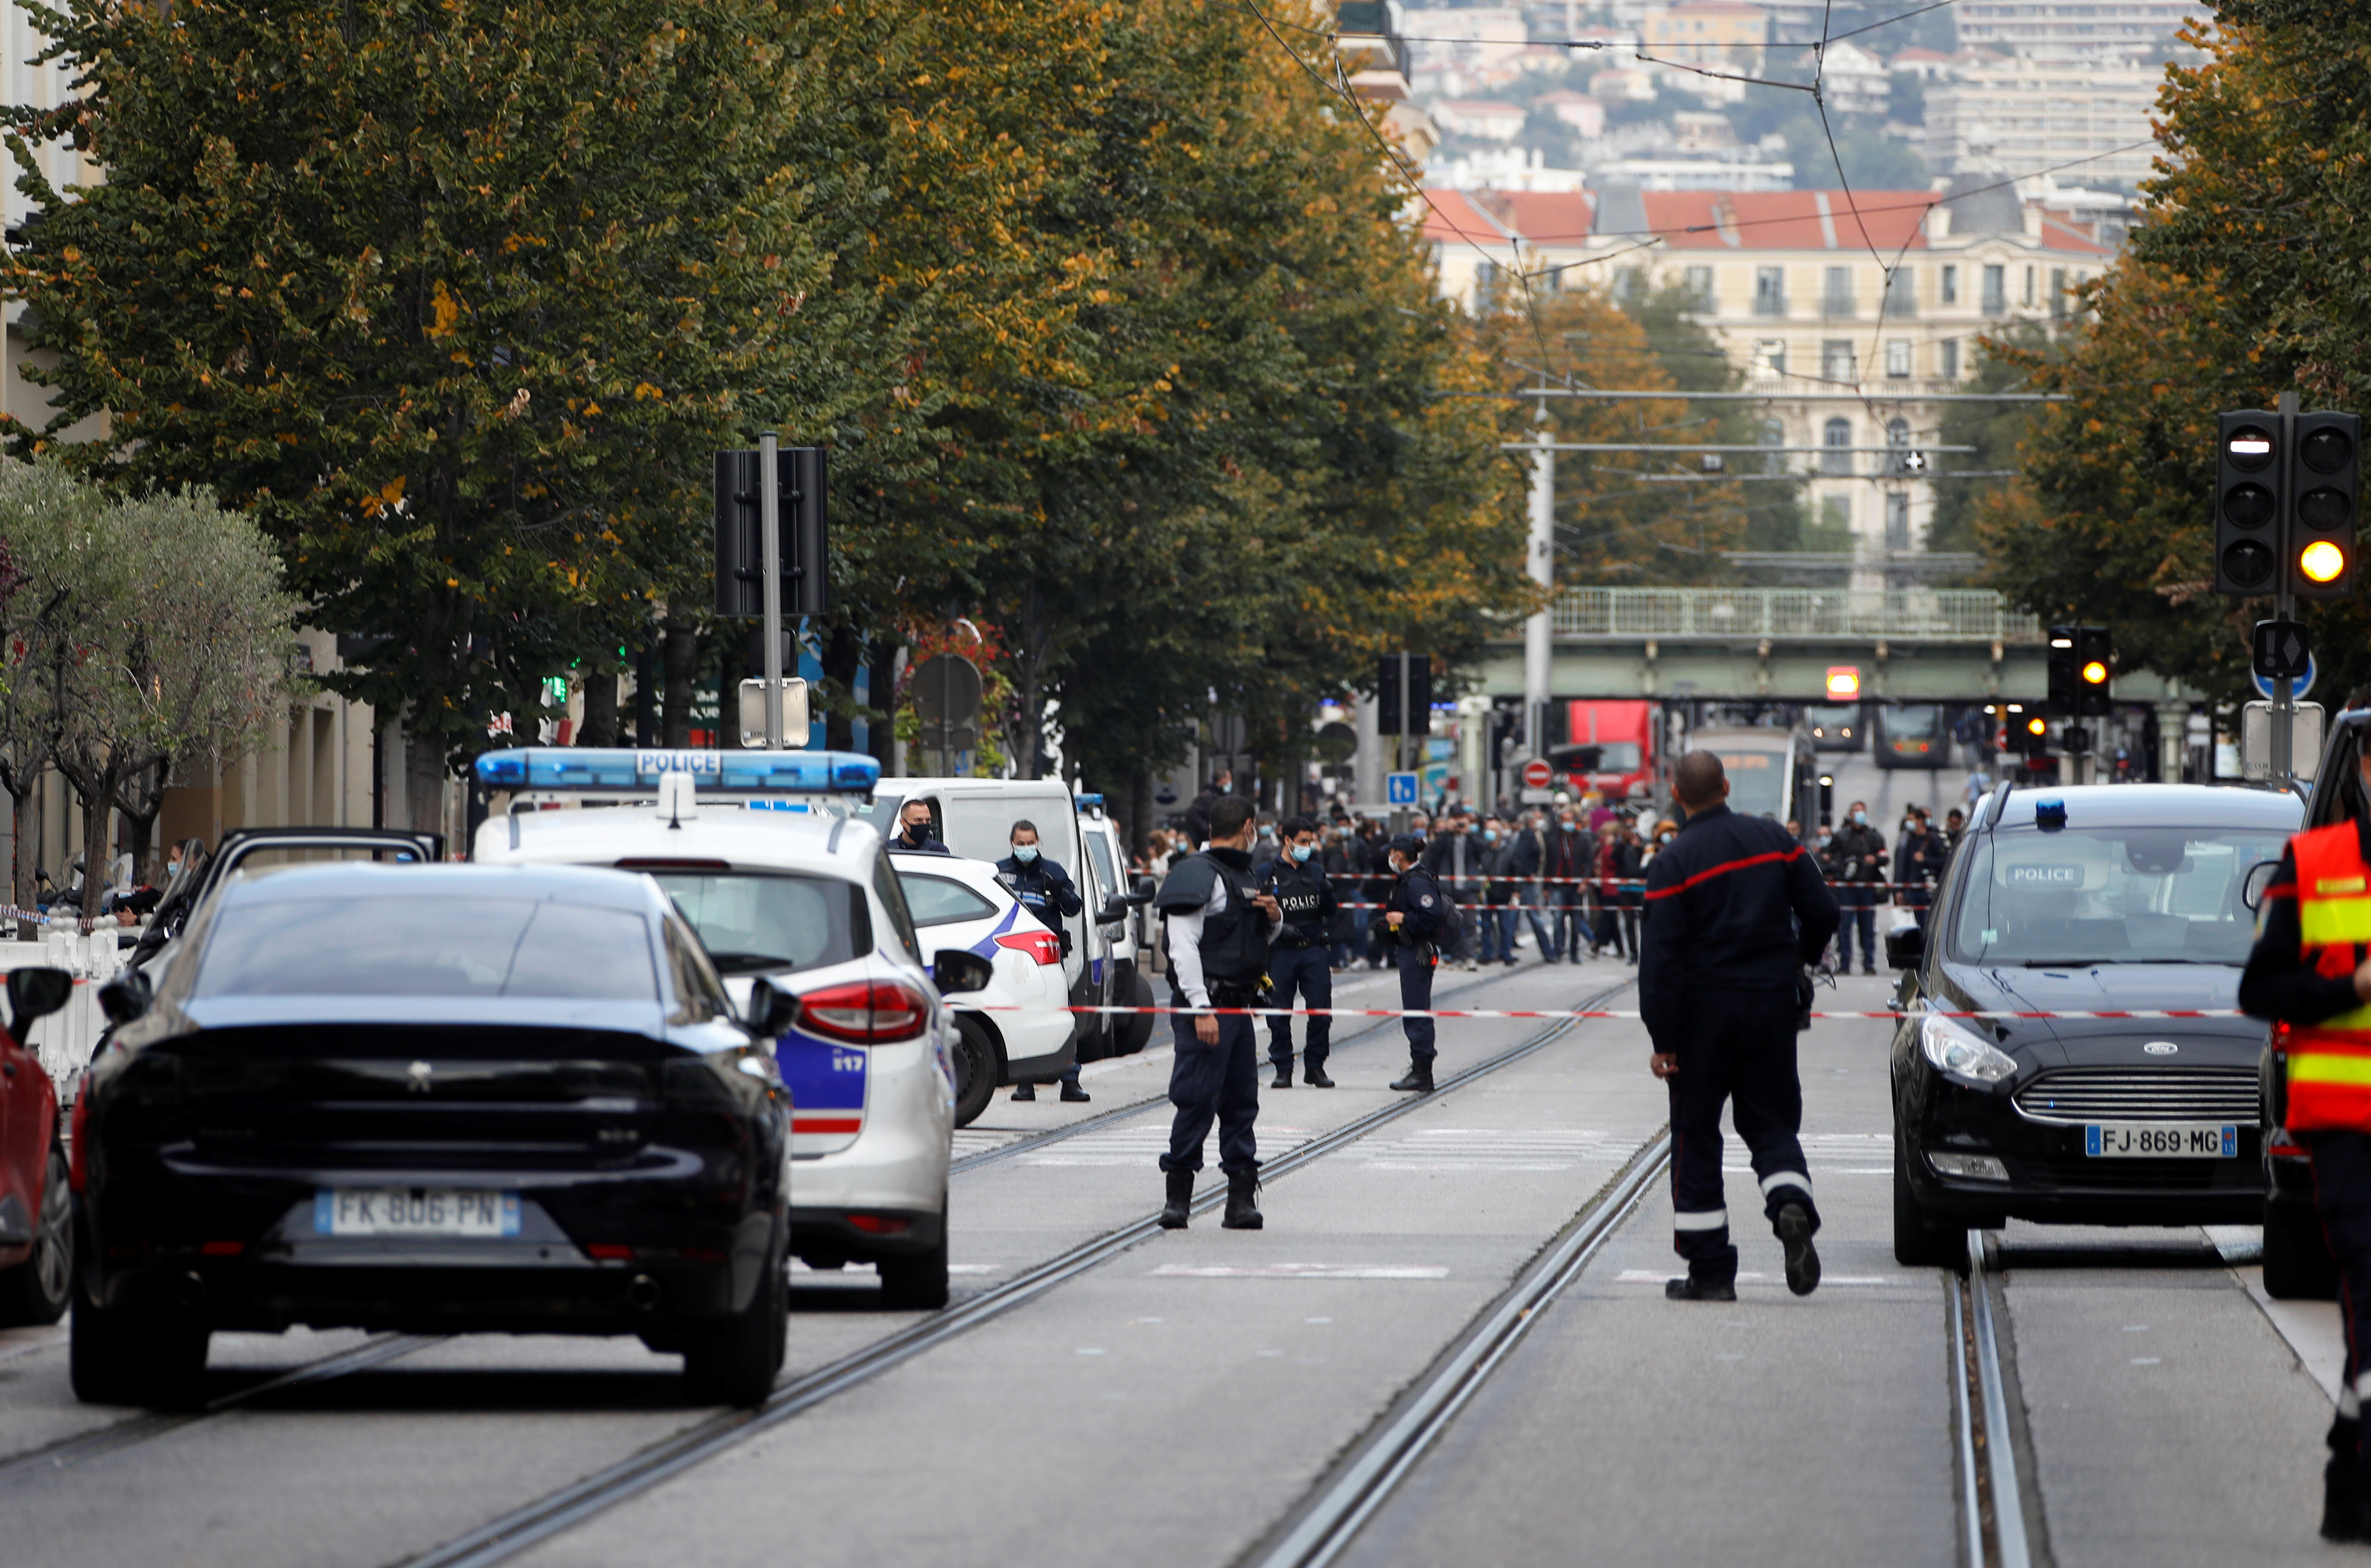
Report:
474,748,881,795
1075,793,1105,810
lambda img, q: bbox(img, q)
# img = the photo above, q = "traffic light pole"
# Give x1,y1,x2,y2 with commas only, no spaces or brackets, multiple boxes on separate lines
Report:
759,430,785,750
1524,398,1554,774
2274,392,2298,783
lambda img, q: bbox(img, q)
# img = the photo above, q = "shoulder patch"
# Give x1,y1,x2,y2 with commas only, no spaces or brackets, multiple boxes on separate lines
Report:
1419,894,1436,907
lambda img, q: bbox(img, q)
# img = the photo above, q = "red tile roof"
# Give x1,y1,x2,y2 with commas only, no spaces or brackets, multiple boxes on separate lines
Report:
1635,190,1940,249
1473,190,1597,246
1419,188,1513,248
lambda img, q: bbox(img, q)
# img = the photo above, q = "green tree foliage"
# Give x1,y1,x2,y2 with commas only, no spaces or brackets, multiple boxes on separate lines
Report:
1977,1,2371,701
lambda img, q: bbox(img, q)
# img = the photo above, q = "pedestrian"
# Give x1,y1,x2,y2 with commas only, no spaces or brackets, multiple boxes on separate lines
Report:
1590,822,1628,959
1898,807,1948,930
1380,833,1449,1093
2239,747,2371,1540
890,799,952,855
998,821,1089,1104
1184,768,1232,848
1641,751,1842,1302
1476,815,1514,964
1423,809,1480,971
1505,810,1558,962
1823,799,1888,974
1320,823,1358,969
1615,817,1646,962
1152,796,1281,1231
1545,807,1588,961
1261,815,1339,1089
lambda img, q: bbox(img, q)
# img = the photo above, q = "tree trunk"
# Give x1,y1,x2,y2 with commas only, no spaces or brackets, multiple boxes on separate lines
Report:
867,635,900,774
578,668,619,748
404,722,447,839
79,763,120,930
661,613,699,747
9,782,37,937
821,619,861,752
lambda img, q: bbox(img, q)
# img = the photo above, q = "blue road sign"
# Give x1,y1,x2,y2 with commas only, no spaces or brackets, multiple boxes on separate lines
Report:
1385,771,1419,807
2252,653,2318,702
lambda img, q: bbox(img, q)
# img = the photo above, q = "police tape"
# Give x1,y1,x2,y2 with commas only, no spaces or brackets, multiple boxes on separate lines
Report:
967,1003,2249,1022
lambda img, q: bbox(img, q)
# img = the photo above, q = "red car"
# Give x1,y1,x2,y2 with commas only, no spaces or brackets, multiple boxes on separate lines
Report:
0,967,78,1327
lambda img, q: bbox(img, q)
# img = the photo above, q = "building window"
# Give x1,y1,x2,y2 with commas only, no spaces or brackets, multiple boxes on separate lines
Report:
1939,338,1961,380
1981,264,2006,314
1823,265,1855,317
1822,417,1854,476
1885,416,1912,473
1615,266,1644,304
2050,266,2067,317
1941,264,1959,305
1759,417,1786,473
1882,266,1916,317
1751,339,1787,380
2023,265,2035,306
1683,265,1716,310
1821,339,1856,384
1885,492,1911,552
1884,340,1912,379
1753,266,1786,317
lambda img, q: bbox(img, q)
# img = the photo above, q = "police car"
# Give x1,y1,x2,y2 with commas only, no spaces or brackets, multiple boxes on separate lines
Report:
889,850,1077,1126
1075,794,1156,1057
472,748,992,1311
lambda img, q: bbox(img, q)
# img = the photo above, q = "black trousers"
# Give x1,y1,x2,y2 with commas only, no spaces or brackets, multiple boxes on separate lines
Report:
2310,1131,2371,1487
1667,988,1818,1281
1161,1010,1259,1177
1397,945,1436,1065
1267,944,1332,1070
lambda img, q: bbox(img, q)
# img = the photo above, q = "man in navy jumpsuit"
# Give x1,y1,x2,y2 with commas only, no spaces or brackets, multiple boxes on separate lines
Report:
1640,751,1841,1301
1382,833,1449,1093
997,820,1088,1103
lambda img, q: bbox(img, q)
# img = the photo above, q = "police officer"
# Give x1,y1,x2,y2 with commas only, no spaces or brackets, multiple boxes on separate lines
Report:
1262,814,1339,1089
998,820,1089,1105
1640,751,1840,1302
890,799,951,856
1153,796,1281,1230
2240,739,2371,1542
1380,833,1449,1092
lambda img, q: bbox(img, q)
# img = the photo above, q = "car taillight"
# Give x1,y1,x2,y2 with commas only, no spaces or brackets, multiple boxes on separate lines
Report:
798,979,930,1045
995,929,1064,967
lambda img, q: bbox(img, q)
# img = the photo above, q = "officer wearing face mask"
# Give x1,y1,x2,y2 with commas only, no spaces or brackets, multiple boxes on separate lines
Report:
1260,815,1340,1088
998,821,1088,1103
1821,799,1888,975
1381,833,1451,1091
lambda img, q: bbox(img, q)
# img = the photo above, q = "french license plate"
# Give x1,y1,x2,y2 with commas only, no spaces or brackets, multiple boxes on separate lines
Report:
313,1188,522,1237
2084,1124,2239,1159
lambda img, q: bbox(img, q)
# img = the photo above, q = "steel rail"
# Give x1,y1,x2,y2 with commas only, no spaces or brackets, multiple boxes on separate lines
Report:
396,980,1637,1568
1965,1230,2035,1568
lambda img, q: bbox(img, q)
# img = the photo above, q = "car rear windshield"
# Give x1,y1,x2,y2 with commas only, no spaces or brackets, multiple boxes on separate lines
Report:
649,871,863,975
196,898,658,999
1948,827,2290,967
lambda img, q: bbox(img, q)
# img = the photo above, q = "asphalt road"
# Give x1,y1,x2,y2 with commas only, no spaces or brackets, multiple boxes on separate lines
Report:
0,950,2348,1568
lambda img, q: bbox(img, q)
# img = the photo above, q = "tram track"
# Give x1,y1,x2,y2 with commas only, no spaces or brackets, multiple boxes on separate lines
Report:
390,976,1638,1568
1953,1231,2043,1568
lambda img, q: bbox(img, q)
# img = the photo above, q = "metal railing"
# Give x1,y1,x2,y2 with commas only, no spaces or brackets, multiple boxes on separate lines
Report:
1550,587,2042,643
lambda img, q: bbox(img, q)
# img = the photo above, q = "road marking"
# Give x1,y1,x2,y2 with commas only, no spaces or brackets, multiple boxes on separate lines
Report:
1149,1263,1451,1280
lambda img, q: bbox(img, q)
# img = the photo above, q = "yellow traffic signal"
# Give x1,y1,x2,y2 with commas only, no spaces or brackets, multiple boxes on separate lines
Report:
2025,716,2046,737
2080,659,2109,685
2302,539,2348,585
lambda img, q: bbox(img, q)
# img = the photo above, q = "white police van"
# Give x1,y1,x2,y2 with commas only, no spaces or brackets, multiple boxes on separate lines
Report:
471,748,989,1310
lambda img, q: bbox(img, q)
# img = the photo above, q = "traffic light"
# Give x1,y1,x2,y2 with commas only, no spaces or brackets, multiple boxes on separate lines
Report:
713,446,829,618
2289,410,2359,600
2022,713,2050,759
2076,625,2112,717
2216,410,2281,595
1376,653,1432,735
2046,626,2078,715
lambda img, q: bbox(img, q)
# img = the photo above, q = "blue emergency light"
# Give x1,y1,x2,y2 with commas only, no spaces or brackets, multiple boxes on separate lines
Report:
1076,793,1104,811
474,748,880,794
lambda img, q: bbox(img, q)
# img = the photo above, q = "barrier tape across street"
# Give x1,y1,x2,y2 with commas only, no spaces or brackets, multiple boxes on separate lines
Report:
970,1003,2248,1022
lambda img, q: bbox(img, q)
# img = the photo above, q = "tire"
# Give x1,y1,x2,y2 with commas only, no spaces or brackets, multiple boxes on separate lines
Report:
1115,969,1155,1057
682,1231,788,1408
950,1016,1000,1130
0,1144,73,1327
878,1198,950,1312
69,1295,210,1408
1892,1146,1961,1270
2262,1194,2340,1301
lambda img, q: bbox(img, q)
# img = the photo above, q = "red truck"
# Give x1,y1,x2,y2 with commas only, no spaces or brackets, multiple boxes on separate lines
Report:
1548,699,1657,802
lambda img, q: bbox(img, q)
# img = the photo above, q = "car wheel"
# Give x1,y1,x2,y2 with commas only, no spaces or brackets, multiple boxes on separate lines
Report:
2261,1194,2339,1301
950,1016,1001,1129
1892,1146,1960,1270
69,1295,210,1408
0,1144,73,1327
1116,969,1155,1057
878,1198,950,1312
682,1230,788,1408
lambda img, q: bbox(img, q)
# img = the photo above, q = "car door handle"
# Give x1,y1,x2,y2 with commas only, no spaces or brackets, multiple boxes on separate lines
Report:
0,1061,14,1077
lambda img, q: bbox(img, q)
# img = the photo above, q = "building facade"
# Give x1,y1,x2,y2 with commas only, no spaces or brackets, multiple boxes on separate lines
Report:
1926,60,2165,186
1955,0,2209,62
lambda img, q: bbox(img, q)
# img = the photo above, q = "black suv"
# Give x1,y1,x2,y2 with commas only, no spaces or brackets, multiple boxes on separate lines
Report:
1889,783,2298,1266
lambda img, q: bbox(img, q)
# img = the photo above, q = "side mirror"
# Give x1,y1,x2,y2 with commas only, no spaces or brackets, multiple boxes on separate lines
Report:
12,965,77,1027
1883,924,1926,971
741,977,797,1038
933,949,995,996
1095,897,1129,925
2242,859,2282,913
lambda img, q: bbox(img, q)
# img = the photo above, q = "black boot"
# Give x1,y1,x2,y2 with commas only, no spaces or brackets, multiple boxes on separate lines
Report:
1060,1081,1090,1103
1390,1064,1434,1093
1777,1203,1821,1297
1665,1274,1738,1301
1157,1170,1193,1230
1271,1061,1292,1090
2325,1418,2365,1541
1304,1062,1335,1088
1221,1171,1264,1230
1010,1082,1036,1102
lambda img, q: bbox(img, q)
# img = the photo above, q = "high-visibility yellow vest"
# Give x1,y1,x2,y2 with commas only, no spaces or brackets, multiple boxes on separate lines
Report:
2285,821,2371,1131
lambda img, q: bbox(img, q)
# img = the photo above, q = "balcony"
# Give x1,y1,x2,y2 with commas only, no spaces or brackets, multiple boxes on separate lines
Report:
1750,291,1788,318
1334,0,1411,83
1820,290,1858,320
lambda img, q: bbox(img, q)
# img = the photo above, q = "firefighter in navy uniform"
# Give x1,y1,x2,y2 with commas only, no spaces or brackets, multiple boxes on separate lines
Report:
1640,751,1840,1302
1381,833,1449,1093
1263,815,1341,1089
997,820,1089,1104
1153,796,1281,1230
2240,734,2371,1543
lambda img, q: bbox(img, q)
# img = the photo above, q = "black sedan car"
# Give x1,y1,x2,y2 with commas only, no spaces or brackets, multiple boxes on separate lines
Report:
72,862,793,1408
1889,783,2297,1266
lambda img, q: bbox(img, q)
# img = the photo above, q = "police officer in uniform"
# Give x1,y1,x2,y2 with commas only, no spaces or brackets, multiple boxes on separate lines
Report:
1153,796,1281,1230
1381,833,1449,1092
998,820,1089,1104
1262,815,1339,1089
2241,736,2371,1541
891,798,952,856
1641,751,1839,1302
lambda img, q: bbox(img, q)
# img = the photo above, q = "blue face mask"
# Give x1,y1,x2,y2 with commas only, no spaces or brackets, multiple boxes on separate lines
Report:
1851,810,1867,826
1012,844,1039,863
1291,843,1313,863
1258,826,1274,838
1483,829,1498,843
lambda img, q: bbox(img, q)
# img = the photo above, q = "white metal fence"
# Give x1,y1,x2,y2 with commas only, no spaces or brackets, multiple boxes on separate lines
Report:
1550,587,2042,643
